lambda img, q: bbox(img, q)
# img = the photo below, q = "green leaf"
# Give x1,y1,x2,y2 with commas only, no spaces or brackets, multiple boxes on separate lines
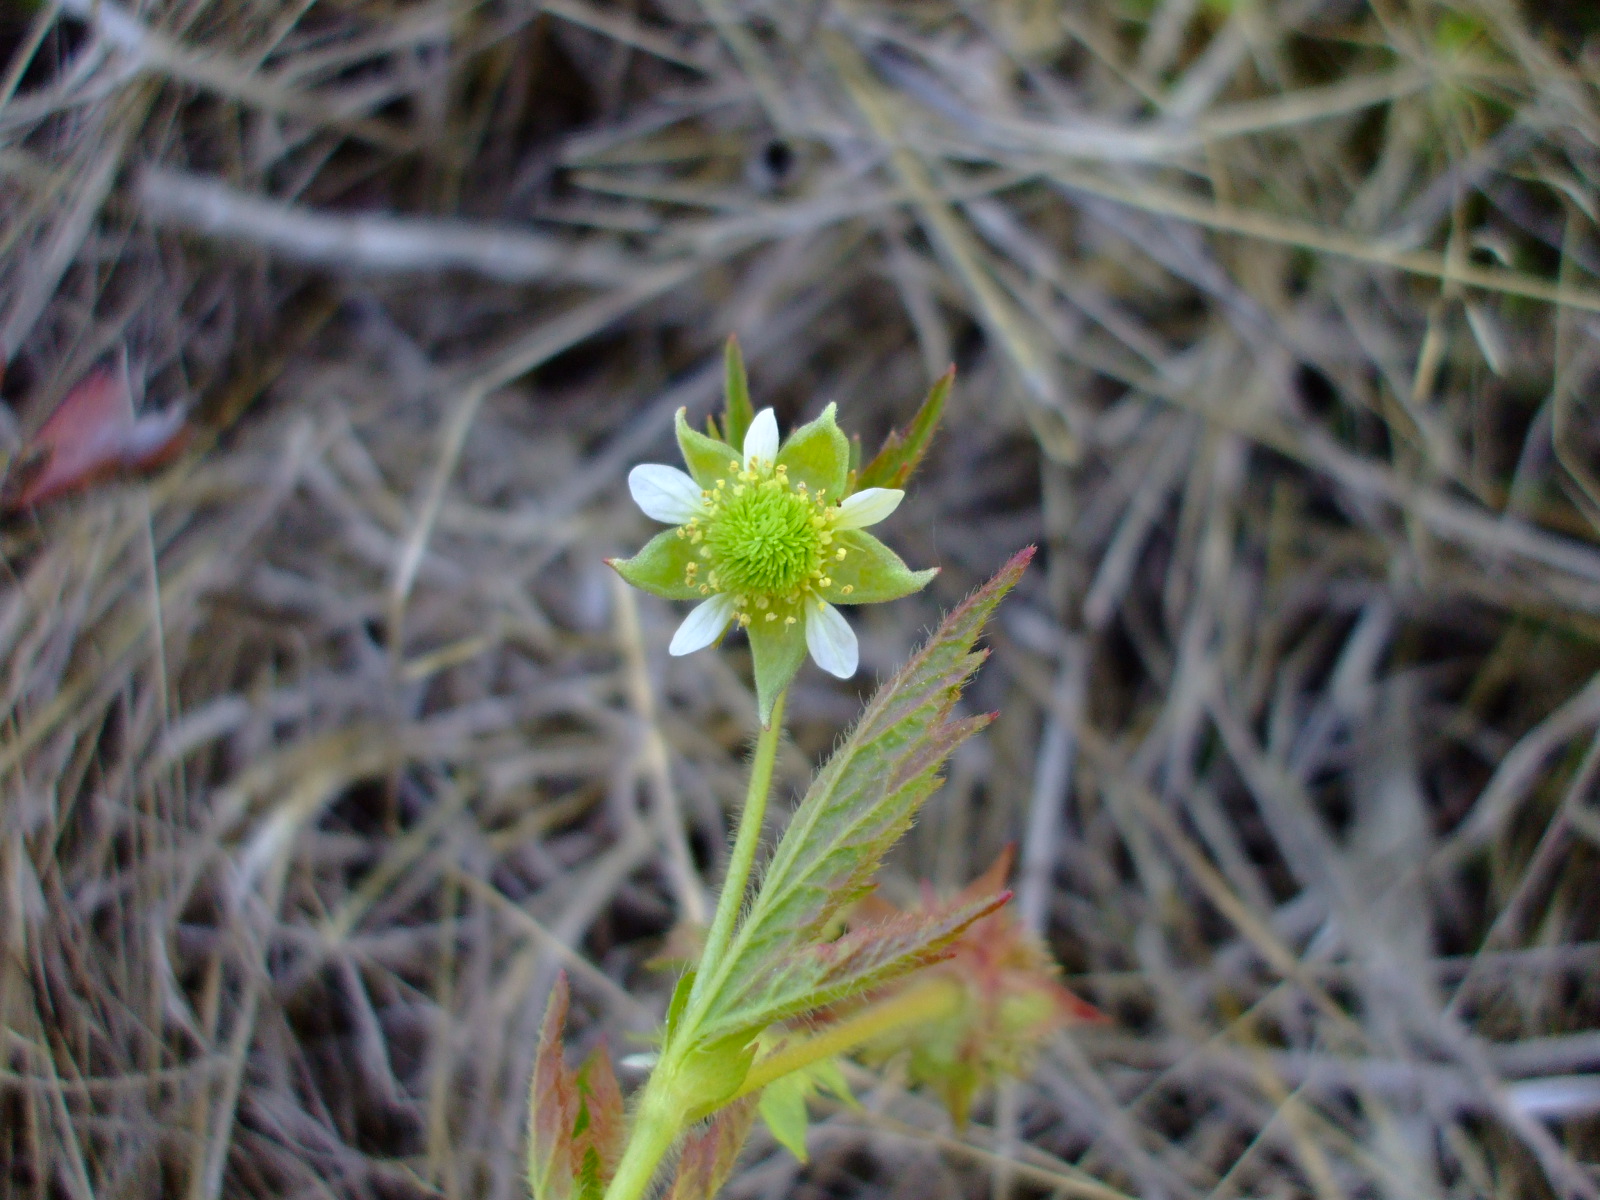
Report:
855,368,951,492
819,531,938,605
757,1072,811,1161
527,974,578,1200
776,403,849,498
690,549,1035,1040
665,970,696,1039
661,1098,757,1200
722,336,756,453
608,531,705,600
748,615,807,727
677,408,740,489
756,1053,855,1163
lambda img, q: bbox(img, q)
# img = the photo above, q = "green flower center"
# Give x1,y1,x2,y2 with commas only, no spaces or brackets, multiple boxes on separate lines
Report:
706,477,821,593
676,459,855,627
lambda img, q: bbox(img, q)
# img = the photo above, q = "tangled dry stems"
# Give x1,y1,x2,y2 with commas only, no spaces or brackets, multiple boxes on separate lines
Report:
3,1,1600,1197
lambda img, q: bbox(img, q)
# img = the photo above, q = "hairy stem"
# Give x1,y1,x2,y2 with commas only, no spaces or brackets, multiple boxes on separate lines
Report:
732,974,964,1100
601,1080,682,1200
692,687,786,1010
600,690,789,1200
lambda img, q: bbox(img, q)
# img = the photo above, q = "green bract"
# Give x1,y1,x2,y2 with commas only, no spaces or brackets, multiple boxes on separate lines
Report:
610,401,935,723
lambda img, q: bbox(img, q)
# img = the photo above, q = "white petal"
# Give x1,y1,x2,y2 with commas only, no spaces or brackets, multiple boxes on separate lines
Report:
805,601,858,678
743,408,779,467
669,593,737,656
629,464,704,524
834,487,903,530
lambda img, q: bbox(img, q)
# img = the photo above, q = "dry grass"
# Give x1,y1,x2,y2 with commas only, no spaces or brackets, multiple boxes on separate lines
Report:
3,0,1600,1196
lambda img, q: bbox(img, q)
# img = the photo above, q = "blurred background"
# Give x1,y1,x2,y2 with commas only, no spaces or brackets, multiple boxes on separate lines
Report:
3,1,1600,1196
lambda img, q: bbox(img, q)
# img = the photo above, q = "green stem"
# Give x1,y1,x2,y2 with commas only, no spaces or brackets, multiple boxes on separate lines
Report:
731,975,964,1100
691,687,786,1010
601,1080,682,1200
598,691,788,1200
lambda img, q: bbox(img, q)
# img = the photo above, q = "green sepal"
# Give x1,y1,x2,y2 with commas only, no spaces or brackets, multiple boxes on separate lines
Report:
776,403,849,499
676,408,739,489
855,367,951,492
722,336,755,453
748,616,807,727
819,531,938,604
608,531,704,600
677,1033,758,1124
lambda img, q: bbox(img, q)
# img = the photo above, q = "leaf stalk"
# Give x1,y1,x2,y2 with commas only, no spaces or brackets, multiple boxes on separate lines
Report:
732,974,964,1101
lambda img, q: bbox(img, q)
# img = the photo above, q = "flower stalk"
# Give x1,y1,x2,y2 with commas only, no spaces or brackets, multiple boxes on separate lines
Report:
693,686,786,1010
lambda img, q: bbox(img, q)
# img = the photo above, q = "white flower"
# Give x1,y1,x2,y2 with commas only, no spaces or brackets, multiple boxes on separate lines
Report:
620,404,914,686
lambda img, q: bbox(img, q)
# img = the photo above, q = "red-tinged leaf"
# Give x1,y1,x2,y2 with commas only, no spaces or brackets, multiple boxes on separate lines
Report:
813,889,1010,998
527,974,579,1200
573,1044,626,1190
661,1097,757,1200
3,368,189,511
853,367,951,492
849,852,1107,1125
690,549,1034,1043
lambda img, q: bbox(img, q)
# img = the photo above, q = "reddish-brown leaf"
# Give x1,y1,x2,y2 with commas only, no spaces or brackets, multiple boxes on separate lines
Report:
574,1043,626,1188
661,1097,757,1200
527,974,579,1200
3,368,188,511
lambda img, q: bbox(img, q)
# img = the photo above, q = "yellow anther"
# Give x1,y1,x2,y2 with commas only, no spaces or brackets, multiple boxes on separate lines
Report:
784,615,797,625
765,612,778,622
835,548,846,560
841,584,854,595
